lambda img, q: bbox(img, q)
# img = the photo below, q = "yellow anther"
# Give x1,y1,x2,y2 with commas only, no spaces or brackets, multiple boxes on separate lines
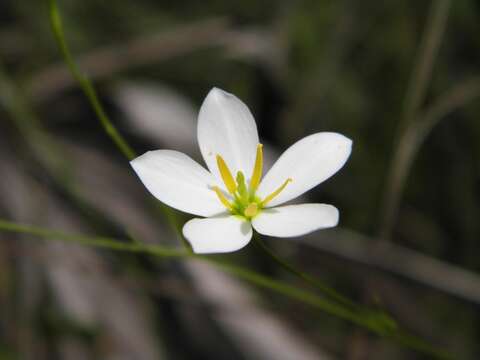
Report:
262,178,292,206
244,203,258,218
212,186,233,210
216,154,236,194
249,144,263,190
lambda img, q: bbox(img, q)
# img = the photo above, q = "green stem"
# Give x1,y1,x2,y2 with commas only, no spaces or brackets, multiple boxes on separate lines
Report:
0,219,184,258
0,219,370,327
252,234,360,310
155,203,193,253
48,0,136,161
0,218,451,358
48,0,192,252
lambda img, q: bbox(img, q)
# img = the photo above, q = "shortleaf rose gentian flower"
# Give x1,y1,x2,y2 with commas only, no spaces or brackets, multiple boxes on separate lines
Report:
131,88,352,254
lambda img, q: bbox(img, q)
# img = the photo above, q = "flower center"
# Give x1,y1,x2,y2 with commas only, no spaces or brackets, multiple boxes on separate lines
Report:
212,144,292,220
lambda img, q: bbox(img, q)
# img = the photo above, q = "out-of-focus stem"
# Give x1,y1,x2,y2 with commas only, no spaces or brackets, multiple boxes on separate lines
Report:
400,0,451,132
252,234,362,311
0,218,452,358
379,0,451,241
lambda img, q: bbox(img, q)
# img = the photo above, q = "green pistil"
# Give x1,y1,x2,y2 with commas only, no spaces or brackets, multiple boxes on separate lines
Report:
224,171,262,220
236,171,249,205
213,149,292,221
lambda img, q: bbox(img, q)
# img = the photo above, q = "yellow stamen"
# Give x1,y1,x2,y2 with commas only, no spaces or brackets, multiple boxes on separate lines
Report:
262,178,293,206
212,186,233,210
216,154,236,194
244,203,258,218
249,144,263,190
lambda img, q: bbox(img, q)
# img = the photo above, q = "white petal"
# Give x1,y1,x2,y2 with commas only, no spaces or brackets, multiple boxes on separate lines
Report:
257,132,352,207
131,150,225,217
183,215,252,254
197,88,259,182
252,204,339,237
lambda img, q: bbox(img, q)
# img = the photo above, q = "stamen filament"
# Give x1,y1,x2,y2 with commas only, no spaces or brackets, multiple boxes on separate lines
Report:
216,155,236,194
212,186,233,210
250,144,263,190
261,178,293,206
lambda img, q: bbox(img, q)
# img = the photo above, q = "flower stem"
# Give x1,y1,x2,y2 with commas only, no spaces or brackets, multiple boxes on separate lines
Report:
48,0,135,161
0,218,451,359
48,0,193,253
252,233,359,311
0,219,367,325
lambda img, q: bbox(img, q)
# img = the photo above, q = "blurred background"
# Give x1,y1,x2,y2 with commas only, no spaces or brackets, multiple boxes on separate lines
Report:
0,0,479,359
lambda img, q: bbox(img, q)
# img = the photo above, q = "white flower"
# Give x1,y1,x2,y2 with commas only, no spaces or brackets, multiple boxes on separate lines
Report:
131,88,352,254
